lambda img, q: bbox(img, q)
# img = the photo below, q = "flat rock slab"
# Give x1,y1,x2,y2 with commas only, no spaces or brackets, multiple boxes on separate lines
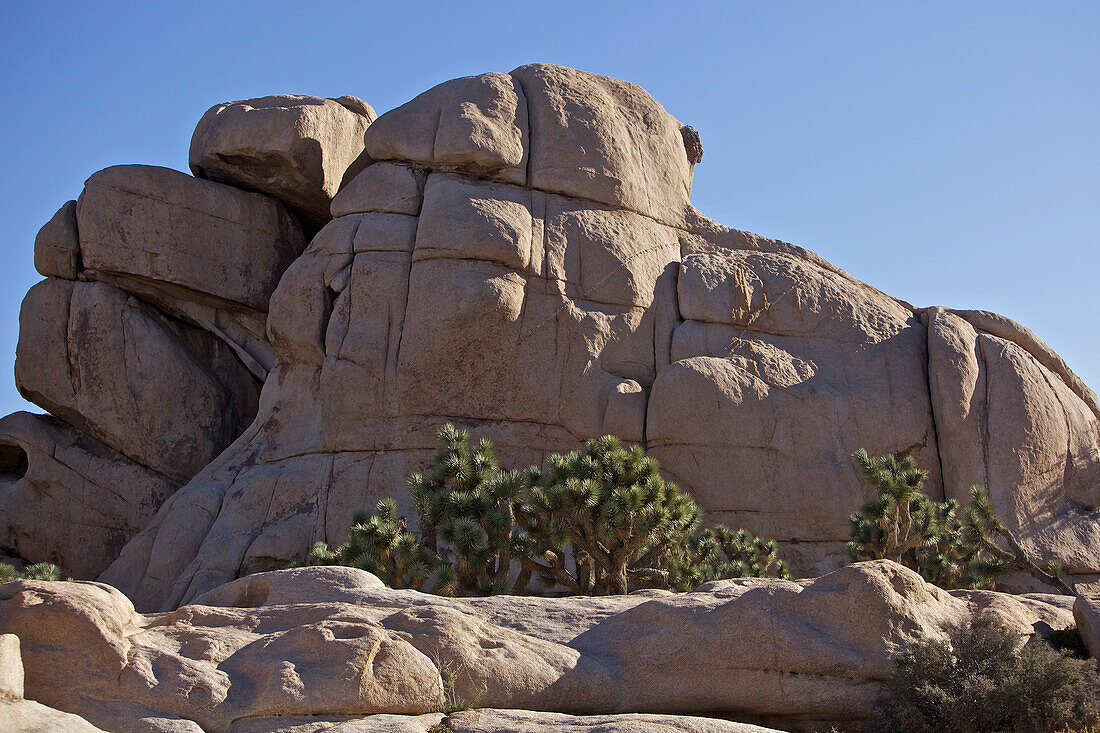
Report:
0,561,1076,733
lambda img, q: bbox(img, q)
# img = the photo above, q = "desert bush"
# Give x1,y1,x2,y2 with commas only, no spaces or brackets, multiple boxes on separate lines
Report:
0,561,64,582
307,498,439,591
407,424,525,596
878,614,1100,733
677,525,793,589
848,448,1074,593
306,425,790,596
517,435,703,595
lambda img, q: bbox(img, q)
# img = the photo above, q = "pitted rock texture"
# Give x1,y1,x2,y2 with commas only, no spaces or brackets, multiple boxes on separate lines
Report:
3,64,1098,598
0,562,1078,732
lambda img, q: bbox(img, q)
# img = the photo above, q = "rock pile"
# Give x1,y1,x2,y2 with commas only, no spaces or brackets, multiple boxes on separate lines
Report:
0,64,1097,612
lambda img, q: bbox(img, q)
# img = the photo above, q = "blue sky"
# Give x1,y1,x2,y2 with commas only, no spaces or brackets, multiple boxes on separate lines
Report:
1,2,1097,417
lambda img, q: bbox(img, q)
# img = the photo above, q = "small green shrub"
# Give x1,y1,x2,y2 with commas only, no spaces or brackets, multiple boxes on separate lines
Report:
307,498,439,591
0,561,65,582
879,614,1100,733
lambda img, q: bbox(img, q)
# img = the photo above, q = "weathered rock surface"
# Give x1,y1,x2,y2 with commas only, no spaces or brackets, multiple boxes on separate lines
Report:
0,562,1078,732
77,164,305,311
15,278,260,482
5,64,1098,606
0,411,177,578
1075,593,1100,658
191,94,376,231
0,633,111,732
33,199,81,280
925,306,1100,583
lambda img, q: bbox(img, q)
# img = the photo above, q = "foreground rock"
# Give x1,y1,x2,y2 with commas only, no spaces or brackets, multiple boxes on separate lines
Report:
1,633,109,732
1076,594,1100,658
0,562,1079,732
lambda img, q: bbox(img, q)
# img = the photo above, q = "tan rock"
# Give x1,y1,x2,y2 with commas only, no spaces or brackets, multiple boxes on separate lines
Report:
330,161,424,218
4,63,1090,602
231,713,445,733
1074,594,1100,658
513,63,696,226
0,633,22,699
33,199,81,279
444,709,782,733
77,164,305,311
364,72,527,185
648,250,938,573
0,562,1078,733
925,307,1100,581
15,279,260,482
0,411,178,578
190,95,376,230
1,699,110,732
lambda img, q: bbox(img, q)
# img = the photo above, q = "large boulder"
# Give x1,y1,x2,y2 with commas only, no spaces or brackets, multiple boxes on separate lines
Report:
190,94,376,231
925,307,1100,583
1075,594,1100,658
98,64,1100,608
33,199,81,280
15,278,260,482
0,412,177,578
0,562,1077,733
77,164,305,311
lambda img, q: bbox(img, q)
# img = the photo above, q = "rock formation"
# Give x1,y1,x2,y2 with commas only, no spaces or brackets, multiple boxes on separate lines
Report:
0,561,1085,732
1,64,1097,610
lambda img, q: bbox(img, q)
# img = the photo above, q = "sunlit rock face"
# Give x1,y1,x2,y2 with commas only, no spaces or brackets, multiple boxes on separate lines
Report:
3,64,1096,607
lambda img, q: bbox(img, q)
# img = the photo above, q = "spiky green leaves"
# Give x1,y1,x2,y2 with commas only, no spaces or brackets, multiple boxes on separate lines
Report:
849,450,1076,594
520,434,704,595
306,425,791,597
0,561,65,583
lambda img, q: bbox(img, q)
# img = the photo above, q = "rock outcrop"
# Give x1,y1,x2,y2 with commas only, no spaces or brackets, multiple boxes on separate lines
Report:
0,562,1079,732
3,63,1098,602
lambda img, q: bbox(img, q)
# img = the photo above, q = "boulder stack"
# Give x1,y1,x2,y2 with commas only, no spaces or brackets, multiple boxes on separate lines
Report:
0,63,1096,609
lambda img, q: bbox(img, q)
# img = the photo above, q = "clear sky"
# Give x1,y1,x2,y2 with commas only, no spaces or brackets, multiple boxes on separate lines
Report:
1,2,1097,418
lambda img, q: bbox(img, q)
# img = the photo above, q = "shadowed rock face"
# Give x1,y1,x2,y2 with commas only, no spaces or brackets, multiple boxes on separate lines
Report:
3,64,1098,603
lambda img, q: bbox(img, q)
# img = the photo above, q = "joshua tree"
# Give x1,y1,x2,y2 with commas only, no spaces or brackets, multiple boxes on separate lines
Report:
961,485,1075,595
849,448,1076,595
518,435,702,595
307,498,438,591
407,424,525,596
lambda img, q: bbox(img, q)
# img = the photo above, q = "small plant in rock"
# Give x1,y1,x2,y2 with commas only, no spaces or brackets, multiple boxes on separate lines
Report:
306,498,439,591
878,614,1100,733
0,561,65,582
517,435,702,595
